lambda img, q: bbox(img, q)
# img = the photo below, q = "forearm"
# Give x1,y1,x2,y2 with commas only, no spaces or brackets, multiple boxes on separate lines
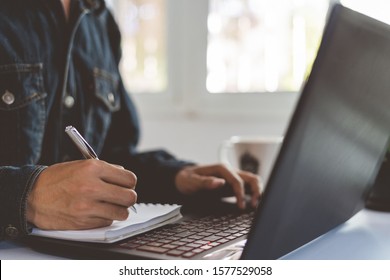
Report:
0,165,46,240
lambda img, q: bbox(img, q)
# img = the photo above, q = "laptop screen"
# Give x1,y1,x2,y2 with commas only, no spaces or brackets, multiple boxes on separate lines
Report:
242,4,390,259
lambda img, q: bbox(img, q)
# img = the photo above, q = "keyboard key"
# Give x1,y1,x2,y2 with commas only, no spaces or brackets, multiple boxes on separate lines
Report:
176,246,193,252
148,242,164,247
185,243,202,248
203,235,222,242
191,248,205,254
167,249,185,256
137,245,169,254
175,231,193,238
162,244,178,249
171,241,186,246
182,252,196,258
194,240,210,245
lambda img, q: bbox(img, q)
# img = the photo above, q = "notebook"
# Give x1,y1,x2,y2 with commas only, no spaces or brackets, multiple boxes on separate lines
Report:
31,203,182,243
26,4,390,260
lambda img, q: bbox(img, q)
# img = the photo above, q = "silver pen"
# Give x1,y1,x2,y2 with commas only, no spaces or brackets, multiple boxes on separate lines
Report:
65,126,137,213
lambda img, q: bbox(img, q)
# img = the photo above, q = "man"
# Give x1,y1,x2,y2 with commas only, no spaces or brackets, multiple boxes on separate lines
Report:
0,0,260,240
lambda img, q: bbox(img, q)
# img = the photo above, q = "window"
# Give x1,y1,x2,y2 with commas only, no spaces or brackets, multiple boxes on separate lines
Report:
207,0,329,93
106,1,388,118
106,0,167,93
109,0,329,95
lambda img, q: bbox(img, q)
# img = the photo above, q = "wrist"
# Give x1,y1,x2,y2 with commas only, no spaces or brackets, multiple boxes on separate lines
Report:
25,166,47,228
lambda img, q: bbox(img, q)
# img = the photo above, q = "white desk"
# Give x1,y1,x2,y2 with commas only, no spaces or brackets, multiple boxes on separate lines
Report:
281,208,390,260
1,208,390,260
0,240,66,260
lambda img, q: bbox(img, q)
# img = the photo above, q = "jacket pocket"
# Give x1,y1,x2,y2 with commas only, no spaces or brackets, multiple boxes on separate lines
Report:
85,67,121,154
0,63,47,165
93,68,120,111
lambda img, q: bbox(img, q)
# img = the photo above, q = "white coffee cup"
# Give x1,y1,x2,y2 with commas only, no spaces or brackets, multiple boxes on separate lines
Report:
219,136,283,187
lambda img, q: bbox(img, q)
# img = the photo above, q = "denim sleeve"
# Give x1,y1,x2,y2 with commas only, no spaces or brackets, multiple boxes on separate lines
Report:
0,165,46,240
124,150,195,204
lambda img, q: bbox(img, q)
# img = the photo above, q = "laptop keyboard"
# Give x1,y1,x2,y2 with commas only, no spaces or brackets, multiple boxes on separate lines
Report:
117,211,254,258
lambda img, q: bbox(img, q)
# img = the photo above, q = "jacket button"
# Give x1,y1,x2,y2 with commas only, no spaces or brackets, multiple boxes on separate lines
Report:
107,92,115,104
5,225,19,238
2,90,15,105
63,95,75,108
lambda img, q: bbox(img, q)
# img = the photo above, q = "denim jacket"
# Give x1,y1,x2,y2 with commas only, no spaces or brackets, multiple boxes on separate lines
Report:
0,0,191,240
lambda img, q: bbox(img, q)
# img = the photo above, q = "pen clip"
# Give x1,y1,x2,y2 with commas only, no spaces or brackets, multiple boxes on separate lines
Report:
65,126,98,159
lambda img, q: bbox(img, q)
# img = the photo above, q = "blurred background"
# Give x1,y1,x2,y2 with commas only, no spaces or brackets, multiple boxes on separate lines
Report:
105,0,390,163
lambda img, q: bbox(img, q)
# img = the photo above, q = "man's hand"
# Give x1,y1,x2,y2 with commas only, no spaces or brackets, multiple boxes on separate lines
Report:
175,164,262,209
26,160,137,230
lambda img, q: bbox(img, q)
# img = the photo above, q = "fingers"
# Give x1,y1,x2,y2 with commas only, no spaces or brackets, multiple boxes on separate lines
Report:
64,203,132,230
185,164,247,209
55,188,136,229
177,164,262,210
70,160,138,207
88,202,132,222
74,160,138,212
211,165,247,209
81,159,137,189
237,170,262,208
93,185,137,208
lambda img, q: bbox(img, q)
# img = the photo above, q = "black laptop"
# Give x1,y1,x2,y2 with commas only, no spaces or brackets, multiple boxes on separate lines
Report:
26,4,390,260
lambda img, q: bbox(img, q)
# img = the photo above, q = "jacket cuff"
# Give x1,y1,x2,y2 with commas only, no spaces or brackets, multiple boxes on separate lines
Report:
0,165,47,240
